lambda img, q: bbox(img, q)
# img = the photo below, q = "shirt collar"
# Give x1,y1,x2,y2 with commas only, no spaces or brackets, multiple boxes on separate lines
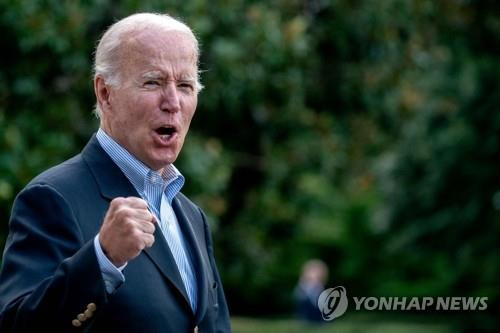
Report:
96,128,184,202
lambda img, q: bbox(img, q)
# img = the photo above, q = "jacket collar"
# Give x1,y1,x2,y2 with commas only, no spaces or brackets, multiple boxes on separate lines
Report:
81,134,139,200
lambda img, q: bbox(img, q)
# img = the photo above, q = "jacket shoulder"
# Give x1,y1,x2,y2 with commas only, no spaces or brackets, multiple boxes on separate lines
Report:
29,153,84,183
25,153,96,202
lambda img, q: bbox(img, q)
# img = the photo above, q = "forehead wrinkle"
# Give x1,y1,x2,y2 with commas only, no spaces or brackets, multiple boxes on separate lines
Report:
117,30,197,80
133,29,197,61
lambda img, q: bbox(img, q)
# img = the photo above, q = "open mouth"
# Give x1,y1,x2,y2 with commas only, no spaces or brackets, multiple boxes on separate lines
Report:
154,125,178,144
155,126,176,136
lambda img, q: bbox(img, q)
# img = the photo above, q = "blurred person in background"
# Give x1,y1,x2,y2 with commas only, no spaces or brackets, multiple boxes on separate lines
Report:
0,12,230,333
294,259,329,323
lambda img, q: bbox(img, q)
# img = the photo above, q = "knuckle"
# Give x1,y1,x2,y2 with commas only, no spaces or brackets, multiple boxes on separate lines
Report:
137,239,146,251
138,198,149,208
124,196,138,204
130,239,142,252
111,197,125,206
127,196,146,205
117,206,133,219
131,228,142,239
145,234,155,247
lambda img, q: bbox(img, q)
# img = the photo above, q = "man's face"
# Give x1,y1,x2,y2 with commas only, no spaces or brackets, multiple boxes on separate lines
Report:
99,30,198,171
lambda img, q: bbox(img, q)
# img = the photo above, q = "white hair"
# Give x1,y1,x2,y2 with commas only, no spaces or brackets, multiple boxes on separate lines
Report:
93,12,203,117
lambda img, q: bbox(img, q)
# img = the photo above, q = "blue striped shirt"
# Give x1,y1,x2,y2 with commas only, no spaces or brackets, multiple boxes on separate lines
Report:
93,128,198,311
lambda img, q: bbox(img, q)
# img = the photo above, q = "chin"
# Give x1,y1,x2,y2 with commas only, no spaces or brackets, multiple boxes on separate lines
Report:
154,155,179,168
146,146,181,168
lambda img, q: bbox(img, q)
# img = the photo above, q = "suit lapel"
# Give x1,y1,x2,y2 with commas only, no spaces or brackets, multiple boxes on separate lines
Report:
143,229,191,311
81,135,191,310
172,197,209,322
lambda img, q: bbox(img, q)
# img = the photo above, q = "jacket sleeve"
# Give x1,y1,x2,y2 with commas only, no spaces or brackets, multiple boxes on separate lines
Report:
0,184,108,332
200,208,231,333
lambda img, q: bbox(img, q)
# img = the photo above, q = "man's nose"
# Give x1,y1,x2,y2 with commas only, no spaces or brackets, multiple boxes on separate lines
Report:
160,82,180,113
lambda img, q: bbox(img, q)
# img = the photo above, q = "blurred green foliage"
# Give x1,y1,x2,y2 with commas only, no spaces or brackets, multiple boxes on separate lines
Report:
0,0,498,331
231,314,456,333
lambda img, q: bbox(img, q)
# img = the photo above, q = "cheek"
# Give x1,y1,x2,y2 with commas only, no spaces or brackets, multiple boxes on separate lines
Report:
124,96,156,125
182,98,197,125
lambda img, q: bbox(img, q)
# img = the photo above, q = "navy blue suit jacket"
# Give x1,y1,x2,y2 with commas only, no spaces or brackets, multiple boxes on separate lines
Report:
0,135,231,332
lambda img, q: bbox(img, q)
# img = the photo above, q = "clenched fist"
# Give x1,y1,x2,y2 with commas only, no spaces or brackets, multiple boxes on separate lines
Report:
99,197,156,267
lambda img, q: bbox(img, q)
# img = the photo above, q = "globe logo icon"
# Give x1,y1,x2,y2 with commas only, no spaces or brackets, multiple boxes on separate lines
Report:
317,286,348,321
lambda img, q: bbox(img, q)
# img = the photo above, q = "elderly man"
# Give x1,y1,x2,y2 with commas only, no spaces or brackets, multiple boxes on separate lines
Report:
0,13,230,332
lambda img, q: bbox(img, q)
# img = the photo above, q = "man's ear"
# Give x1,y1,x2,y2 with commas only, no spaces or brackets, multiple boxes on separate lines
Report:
94,76,112,112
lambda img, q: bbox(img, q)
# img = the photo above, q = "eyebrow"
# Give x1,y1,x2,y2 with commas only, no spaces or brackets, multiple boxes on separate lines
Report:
178,76,196,83
141,71,196,83
142,71,163,79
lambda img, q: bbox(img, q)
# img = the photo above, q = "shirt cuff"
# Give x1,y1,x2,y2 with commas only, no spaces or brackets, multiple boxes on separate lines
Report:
93,234,127,293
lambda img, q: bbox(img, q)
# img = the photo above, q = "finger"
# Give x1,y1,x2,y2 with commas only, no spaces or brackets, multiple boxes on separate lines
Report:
139,220,156,234
127,208,155,222
124,197,149,209
143,233,155,248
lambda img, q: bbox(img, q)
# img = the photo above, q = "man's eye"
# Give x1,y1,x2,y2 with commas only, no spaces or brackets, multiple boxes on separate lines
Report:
178,83,194,91
144,80,160,86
